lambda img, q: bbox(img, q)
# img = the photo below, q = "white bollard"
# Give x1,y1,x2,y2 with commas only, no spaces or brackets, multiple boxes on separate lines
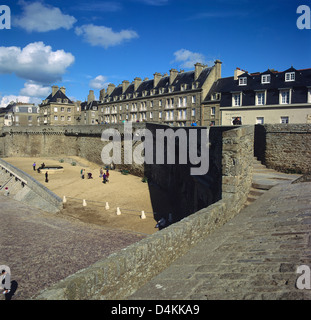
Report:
105,202,110,210
63,196,67,203
141,211,146,219
116,207,121,215
83,199,87,207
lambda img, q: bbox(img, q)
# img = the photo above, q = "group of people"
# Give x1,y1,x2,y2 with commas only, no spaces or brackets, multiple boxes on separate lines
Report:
100,167,109,184
80,167,110,184
32,162,49,183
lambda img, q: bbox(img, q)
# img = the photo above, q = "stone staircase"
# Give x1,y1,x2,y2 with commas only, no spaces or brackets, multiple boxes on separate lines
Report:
245,158,301,206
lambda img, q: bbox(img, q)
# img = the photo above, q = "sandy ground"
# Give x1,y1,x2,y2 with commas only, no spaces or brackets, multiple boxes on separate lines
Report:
4,156,160,235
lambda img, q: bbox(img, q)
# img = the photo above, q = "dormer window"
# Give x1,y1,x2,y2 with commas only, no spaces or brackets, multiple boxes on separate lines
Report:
261,74,271,84
285,72,295,82
239,77,247,86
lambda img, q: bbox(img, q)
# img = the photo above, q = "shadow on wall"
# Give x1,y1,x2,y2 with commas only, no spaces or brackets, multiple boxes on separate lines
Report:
254,124,267,165
144,125,234,226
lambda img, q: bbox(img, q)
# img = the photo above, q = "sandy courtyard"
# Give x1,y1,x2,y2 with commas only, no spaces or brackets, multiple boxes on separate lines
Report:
4,156,160,235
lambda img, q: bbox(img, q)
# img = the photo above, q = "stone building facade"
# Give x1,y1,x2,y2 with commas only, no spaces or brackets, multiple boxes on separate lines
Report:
39,85,81,126
0,102,40,129
89,61,222,127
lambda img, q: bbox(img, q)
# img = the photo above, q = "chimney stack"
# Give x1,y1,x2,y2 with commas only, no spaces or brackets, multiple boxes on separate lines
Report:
122,80,130,94
99,88,106,101
153,72,162,88
214,60,222,80
234,67,244,80
60,86,66,95
134,77,142,91
87,90,95,103
169,69,178,85
52,85,59,96
194,63,204,81
107,83,115,96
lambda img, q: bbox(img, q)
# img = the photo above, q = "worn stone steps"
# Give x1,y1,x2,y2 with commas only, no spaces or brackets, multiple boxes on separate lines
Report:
244,158,301,207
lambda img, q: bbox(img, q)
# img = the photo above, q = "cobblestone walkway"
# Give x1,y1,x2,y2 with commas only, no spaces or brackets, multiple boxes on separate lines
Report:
0,195,145,300
128,180,311,300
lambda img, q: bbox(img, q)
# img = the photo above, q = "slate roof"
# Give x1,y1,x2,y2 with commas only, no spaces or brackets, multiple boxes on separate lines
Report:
104,67,213,100
81,100,100,111
205,67,311,107
43,89,73,104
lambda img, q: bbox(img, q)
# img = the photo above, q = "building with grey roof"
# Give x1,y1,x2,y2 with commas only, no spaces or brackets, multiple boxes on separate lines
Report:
93,61,222,127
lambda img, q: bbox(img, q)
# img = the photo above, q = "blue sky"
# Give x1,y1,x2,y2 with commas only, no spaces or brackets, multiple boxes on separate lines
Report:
0,0,310,107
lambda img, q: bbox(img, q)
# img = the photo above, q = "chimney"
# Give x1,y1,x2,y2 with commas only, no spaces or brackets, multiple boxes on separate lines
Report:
153,72,162,88
194,63,204,81
134,77,142,91
107,83,115,96
234,67,244,80
87,90,95,103
214,59,222,80
99,88,106,101
169,69,178,85
52,85,59,96
122,80,130,94
60,86,66,95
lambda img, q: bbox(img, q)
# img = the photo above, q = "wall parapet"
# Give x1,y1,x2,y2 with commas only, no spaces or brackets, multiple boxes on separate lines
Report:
255,124,311,174
34,125,255,300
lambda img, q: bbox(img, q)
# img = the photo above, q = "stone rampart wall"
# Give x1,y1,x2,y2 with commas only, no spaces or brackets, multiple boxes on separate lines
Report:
34,125,254,300
255,124,311,174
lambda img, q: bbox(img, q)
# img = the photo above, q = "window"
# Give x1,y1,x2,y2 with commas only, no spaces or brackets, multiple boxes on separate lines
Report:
183,97,187,107
54,115,58,121
67,108,71,113
67,116,71,121
150,112,153,119
159,100,162,107
285,72,295,82
256,92,265,105
308,89,311,103
192,95,196,103
61,107,65,112
261,74,271,84
192,108,196,116
239,77,247,86
28,107,32,113
159,111,162,119
280,90,290,104
232,93,241,106
54,107,58,112
28,116,32,122
211,107,216,115
256,117,264,124
281,116,289,124
178,97,182,107
61,116,64,121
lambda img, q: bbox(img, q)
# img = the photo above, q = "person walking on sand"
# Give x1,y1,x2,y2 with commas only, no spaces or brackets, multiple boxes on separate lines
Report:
45,171,49,183
103,172,107,184
32,162,36,171
99,167,103,178
0,266,11,295
106,169,109,182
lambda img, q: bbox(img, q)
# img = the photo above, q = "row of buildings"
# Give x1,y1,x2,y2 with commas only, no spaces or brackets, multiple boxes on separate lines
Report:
1,60,311,128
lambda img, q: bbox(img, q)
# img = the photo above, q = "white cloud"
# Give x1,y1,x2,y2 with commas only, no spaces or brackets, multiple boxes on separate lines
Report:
173,49,207,69
0,95,41,108
14,2,77,32
75,24,139,48
89,75,109,89
20,81,51,97
0,42,75,83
